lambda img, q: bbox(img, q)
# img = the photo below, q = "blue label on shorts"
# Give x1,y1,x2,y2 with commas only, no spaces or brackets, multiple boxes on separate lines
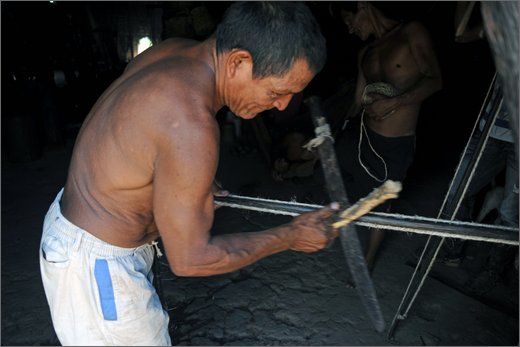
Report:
94,259,117,321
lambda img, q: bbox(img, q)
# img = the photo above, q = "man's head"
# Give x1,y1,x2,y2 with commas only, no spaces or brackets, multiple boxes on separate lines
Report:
215,2,326,118
216,1,326,78
341,2,376,41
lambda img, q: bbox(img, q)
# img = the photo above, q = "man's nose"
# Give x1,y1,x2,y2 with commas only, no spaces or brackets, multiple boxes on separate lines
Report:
273,94,293,111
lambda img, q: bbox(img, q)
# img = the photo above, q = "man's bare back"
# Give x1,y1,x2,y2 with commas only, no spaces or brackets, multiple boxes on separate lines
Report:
61,38,219,248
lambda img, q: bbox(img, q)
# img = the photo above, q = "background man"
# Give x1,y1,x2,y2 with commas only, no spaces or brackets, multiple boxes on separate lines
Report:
336,1,442,271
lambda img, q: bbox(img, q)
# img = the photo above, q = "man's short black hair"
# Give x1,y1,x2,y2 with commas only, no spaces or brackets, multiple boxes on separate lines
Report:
339,2,403,22
216,1,327,78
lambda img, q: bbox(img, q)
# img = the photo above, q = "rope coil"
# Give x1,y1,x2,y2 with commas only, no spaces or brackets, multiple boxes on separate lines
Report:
303,123,334,150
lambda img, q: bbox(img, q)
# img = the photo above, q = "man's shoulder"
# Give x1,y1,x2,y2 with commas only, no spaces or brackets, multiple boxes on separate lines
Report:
124,39,213,83
401,21,430,37
123,53,215,107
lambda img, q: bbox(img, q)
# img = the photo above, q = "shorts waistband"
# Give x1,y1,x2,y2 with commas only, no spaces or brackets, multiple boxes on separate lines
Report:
45,188,151,258
363,121,416,142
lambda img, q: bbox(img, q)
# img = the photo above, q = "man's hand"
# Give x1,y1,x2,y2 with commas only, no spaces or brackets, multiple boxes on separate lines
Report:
287,202,340,252
364,98,401,121
212,180,229,209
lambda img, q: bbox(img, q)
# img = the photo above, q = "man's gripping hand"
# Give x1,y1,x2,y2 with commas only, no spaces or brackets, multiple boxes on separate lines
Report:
364,98,400,121
212,180,229,209
287,202,340,252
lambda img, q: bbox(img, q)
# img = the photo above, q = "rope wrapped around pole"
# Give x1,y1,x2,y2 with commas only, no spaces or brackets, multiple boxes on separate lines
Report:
214,194,519,246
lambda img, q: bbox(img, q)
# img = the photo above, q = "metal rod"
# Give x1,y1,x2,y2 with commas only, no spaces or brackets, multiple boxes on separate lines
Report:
215,195,519,245
387,75,507,340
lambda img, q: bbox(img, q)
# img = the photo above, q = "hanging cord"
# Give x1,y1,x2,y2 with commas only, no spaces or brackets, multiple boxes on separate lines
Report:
359,110,388,182
151,240,166,309
151,240,164,257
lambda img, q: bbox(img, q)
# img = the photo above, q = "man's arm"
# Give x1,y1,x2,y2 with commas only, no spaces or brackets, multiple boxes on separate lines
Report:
152,113,338,277
454,1,484,43
347,48,368,120
332,48,366,136
394,22,442,107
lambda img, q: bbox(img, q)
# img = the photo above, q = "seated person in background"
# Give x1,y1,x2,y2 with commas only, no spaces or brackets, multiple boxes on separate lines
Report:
336,1,442,271
262,91,320,182
272,131,319,181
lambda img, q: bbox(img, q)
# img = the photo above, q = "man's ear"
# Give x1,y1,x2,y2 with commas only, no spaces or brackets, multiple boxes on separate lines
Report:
227,49,253,78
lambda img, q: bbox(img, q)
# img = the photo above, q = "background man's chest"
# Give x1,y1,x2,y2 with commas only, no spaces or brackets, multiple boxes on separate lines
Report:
361,38,414,83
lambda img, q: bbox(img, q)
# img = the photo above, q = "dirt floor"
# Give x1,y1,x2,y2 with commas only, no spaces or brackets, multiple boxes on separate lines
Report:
1,127,519,346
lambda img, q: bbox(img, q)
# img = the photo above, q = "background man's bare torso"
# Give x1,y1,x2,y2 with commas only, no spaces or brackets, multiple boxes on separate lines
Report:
361,23,423,137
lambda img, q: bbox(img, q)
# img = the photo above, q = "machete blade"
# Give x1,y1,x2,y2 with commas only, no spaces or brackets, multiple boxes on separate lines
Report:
304,95,385,333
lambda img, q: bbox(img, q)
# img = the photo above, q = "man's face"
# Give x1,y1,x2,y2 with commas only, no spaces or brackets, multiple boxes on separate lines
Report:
341,7,372,41
230,59,315,119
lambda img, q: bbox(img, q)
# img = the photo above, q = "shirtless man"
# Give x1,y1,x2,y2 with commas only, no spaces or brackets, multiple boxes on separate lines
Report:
39,3,339,345
336,1,442,271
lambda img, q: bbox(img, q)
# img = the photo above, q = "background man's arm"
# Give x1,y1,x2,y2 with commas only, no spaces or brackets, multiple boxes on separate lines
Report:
330,49,366,136
347,48,368,120
454,1,484,43
394,21,443,106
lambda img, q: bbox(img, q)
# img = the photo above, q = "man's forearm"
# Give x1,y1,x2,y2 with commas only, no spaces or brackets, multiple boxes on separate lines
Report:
172,225,294,277
397,75,442,107
347,102,362,119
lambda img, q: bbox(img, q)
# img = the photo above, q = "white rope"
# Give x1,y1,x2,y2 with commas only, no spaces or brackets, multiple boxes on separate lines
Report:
400,236,444,320
217,201,301,217
356,221,517,245
358,110,388,182
151,240,164,258
219,194,323,209
303,123,334,150
215,194,322,217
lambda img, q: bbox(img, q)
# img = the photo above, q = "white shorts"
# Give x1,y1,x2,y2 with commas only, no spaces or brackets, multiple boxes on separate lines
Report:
39,189,171,346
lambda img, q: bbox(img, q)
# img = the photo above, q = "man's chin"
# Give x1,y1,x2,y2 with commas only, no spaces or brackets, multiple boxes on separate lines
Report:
236,110,260,119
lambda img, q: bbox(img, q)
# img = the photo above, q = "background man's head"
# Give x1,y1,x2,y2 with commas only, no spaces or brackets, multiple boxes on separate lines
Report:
340,1,400,41
340,2,377,41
